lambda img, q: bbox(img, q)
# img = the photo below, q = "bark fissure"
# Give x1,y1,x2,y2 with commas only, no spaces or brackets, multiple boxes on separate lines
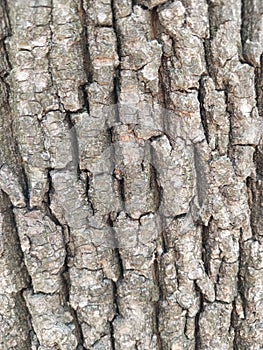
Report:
84,170,95,215
224,88,234,160
65,113,81,175
111,0,121,103
255,54,263,117
79,0,92,115
79,0,93,84
197,77,210,145
1,0,11,36
194,285,204,350
236,229,247,319
246,176,258,238
201,221,211,276
153,253,163,350
240,0,247,61
158,55,173,109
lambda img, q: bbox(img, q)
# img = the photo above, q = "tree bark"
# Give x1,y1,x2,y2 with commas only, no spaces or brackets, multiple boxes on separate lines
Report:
0,0,262,349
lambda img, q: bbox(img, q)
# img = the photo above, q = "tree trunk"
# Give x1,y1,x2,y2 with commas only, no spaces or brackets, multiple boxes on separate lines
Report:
0,0,262,349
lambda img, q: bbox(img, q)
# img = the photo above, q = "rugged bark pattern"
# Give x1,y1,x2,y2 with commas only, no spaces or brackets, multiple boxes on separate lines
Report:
0,0,262,349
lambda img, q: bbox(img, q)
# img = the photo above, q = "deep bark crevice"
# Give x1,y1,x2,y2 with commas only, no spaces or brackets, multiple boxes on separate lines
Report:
114,172,126,208
44,169,59,224
65,113,81,176
109,319,116,350
149,163,162,212
237,228,247,319
84,170,95,215
109,277,122,350
255,54,263,117
240,0,246,58
78,1,92,115
79,0,94,84
231,298,240,350
197,77,210,145
153,252,163,350
70,306,88,350
201,217,212,276
111,0,122,128
203,39,214,79
107,214,124,278
194,284,204,350
158,55,173,110
1,0,11,36
246,176,258,238
150,6,159,40
223,87,234,161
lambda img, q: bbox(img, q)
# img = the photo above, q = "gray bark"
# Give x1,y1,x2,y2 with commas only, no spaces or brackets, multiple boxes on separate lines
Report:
0,0,262,349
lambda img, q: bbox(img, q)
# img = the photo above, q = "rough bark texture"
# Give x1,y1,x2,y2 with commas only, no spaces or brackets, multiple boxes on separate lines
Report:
0,0,262,349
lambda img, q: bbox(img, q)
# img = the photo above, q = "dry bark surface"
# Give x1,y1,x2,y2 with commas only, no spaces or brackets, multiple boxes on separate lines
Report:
0,0,263,349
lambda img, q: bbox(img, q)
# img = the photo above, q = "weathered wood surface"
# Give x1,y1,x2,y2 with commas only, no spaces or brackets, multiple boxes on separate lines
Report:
0,0,262,349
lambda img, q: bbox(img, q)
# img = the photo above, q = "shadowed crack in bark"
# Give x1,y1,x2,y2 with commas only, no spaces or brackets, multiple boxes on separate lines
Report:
197,77,210,145
153,252,163,350
194,283,204,350
1,191,37,348
255,54,263,117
